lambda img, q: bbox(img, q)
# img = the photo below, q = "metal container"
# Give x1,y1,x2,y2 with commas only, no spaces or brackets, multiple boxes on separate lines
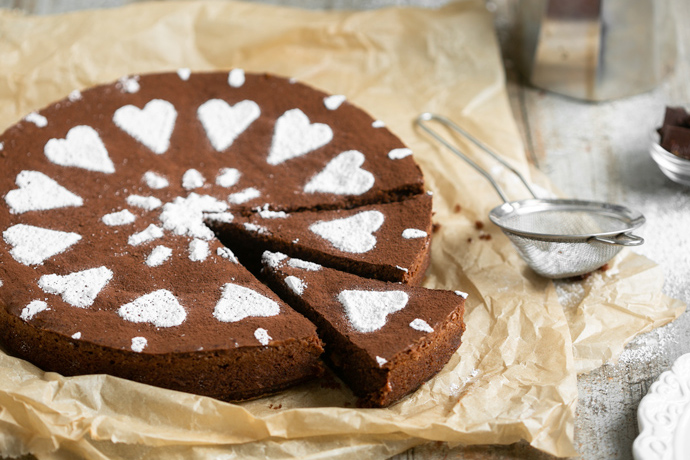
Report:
517,0,677,101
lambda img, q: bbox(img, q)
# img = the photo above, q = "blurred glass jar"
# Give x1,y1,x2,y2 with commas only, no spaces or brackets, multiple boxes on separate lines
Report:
517,0,677,101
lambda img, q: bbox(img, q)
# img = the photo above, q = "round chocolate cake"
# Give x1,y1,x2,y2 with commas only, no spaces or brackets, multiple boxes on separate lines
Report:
0,70,442,403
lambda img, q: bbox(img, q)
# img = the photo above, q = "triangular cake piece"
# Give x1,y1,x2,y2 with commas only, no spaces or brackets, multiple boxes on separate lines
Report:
209,194,433,284
261,251,466,407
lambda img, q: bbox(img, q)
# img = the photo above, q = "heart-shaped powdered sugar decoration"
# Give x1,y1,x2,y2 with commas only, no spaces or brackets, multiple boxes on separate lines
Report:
113,99,177,154
309,210,384,254
3,224,81,266
213,283,280,323
267,109,333,165
198,99,260,152
337,289,409,333
304,150,374,195
5,170,83,214
118,289,186,327
38,266,113,308
44,125,115,173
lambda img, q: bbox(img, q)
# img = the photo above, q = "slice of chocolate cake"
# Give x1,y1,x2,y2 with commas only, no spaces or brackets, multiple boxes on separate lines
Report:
261,251,466,407
209,194,433,284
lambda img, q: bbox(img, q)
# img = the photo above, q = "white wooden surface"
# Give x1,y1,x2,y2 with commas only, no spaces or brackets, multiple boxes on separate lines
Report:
1,0,689,459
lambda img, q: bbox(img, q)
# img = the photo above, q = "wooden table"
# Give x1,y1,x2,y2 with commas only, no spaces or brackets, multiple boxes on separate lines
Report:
1,1,688,459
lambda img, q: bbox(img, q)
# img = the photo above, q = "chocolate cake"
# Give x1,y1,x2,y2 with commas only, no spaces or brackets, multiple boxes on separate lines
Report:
0,70,435,402
261,251,466,407
209,194,433,284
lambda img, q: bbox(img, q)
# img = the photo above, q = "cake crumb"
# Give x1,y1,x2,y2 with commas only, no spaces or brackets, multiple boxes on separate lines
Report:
454,204,462,213
432,223,442,234
475,220,484,230
478,232,491,240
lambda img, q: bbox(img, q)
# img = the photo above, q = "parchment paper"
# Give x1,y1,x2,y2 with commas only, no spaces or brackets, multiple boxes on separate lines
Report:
0,1,683,459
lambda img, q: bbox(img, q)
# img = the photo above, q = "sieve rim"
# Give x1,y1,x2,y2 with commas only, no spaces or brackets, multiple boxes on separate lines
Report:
488,198,645,241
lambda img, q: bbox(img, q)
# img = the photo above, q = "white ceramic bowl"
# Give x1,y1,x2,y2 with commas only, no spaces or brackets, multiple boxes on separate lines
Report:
650,130,690,187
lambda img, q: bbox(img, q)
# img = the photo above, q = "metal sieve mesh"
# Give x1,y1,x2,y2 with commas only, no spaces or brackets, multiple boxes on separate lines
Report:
489,200,644,278
417,113,646,279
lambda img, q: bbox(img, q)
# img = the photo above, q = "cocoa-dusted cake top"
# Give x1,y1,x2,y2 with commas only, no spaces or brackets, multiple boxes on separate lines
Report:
0,71,423,356
211,194,433,282
261,251,466,362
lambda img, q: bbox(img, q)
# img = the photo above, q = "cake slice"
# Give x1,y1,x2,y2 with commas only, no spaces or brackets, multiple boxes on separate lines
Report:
209,194,433,284
261,251,466,407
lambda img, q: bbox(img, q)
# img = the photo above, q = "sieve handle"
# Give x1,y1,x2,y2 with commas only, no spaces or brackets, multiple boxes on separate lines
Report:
590,233,645,246
416,112,539,203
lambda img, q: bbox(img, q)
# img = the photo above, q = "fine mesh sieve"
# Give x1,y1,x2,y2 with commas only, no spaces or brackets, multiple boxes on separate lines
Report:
416,112,645,279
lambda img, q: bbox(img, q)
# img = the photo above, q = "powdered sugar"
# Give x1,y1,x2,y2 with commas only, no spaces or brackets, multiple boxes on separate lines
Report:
614,326,677,366
44,125,115,174
324,95,346,110
454,290,469,299
146,245,172,267
228,69,245,88
396,265,408,273
376,356,388,366
228,187,260,204
217,247,238,263
118,289,186,327
402,228,427,239
5,170,83,214
20,300,49,321
177,68,191,81
287,258,322,271
71,332,81,340
117,75,140,93
25,112,47,128
113,99,177,154
143,171,169,189
4,224,81,265
262,251,287,268
198,99,260,152
38,266,113,308
304,150,375,195
216,168,241,188
68,90,82,102
213,283,280,322
554,280,586,309
267,108,333,165
243,222,267,234
131,336,148,352
284,276,306,295
204,212,234,224
255,204,287,219
182,169,205,190
372,120,386,128
128,224,164,246
102,209,136,226
410,318,434,333
309,210,384,253
159,193,227,240
254,328,272,346
388,148,413,160
337,289,409,333
189,239,209,262
127,195,162,211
